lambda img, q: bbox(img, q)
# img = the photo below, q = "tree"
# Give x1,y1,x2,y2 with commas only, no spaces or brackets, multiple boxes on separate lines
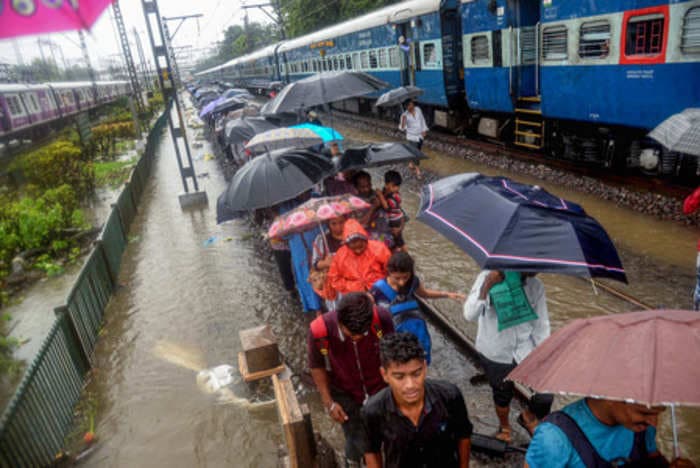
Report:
280,0,396,38
193,22,279,73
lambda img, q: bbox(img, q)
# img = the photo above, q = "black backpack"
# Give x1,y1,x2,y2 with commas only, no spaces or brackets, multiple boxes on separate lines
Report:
545,411,669,468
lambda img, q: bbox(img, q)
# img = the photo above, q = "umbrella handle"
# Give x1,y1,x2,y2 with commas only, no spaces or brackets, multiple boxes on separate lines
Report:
671,403,680,459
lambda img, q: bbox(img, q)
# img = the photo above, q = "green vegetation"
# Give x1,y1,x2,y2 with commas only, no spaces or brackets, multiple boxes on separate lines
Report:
194,2,399,73
94,158,137,187
280,0,399,38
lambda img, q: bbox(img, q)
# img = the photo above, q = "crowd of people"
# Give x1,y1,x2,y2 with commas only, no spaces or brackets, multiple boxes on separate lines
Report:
195,92,695,467
258,137,691,467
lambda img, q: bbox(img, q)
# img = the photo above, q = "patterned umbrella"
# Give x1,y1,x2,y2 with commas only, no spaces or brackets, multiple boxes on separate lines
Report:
268,195,370,239
245,127,323,153
1,0,114,39
648,108,700,157
290,123,344,143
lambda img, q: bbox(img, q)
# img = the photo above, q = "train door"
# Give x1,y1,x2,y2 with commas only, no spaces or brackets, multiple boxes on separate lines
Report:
396,22,415,86
439,0,465,108
511,0,539,98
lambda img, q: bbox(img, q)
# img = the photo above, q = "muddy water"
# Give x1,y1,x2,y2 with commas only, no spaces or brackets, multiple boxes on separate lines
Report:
77,115,699,467
338,123,700,462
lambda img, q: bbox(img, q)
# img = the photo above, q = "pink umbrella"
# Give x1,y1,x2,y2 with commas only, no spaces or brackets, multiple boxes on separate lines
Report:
268,195,370,242
0,0,115,39
507,309,700,457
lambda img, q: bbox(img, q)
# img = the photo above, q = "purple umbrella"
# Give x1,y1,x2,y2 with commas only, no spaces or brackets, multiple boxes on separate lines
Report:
199,97,225,119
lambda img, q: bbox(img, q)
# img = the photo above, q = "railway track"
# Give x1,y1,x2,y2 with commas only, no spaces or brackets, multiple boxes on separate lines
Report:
332,109,693,201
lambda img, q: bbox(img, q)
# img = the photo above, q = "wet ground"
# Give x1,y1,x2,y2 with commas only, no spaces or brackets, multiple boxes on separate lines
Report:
46,109,700,466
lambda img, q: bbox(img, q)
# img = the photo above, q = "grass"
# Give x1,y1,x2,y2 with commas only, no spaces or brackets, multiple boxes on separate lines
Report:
93,157,137,187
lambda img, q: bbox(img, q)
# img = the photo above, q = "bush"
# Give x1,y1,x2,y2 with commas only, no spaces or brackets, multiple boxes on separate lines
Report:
20,140,94,198
91,122,135,159
0,185,88,268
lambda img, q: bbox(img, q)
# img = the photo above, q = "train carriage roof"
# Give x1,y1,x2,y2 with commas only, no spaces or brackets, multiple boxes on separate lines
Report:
0,83,51,92
278,0,440,53
196,0,440,76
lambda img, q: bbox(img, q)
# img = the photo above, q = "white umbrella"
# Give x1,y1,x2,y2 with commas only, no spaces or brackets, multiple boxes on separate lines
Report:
648,108,700,157
245,127,324,153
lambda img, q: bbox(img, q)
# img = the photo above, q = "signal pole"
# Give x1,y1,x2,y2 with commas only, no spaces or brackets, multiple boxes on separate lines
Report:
141,0,207,208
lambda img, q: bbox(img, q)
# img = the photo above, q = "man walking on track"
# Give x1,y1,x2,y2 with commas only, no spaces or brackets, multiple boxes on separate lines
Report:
307,292,395,467
398,99,427,177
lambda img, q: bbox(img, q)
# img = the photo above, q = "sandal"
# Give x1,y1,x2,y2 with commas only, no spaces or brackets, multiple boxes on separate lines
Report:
517,413,537,437
494,426,512,443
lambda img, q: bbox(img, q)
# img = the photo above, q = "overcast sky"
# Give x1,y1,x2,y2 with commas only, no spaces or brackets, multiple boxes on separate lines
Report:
0,0,272,71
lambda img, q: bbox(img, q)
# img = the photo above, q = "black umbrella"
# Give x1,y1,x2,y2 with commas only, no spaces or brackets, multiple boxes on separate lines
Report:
218,148,336,213
417,173,627,282
339,142,428,172
211,95,248,115
225,117,278,146
266,71,389,114
375,86,424,108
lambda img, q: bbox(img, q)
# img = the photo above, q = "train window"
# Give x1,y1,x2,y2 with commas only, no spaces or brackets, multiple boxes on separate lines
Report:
625,14,664,56
339,56,345,70
682,7,700,54
27,94,40,113
352,53,359,70
361,51,369,69
346,54,352,69
471,35,490,64
579,21,611,58
423,43,438,67
333,57,338,70
369,50,378,69
389,47,399,67
377,49,387,68
542,25,568,60
6,95,24,116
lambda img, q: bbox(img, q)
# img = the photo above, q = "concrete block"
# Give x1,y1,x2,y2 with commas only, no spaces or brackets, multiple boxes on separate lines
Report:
240,325,281,374
178,191,208,209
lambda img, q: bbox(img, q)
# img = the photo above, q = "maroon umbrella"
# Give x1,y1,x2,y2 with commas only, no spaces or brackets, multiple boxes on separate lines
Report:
507,309,700,456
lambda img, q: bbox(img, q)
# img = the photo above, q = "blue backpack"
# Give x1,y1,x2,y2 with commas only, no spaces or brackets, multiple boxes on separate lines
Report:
545,412,669,467
372,279,432,364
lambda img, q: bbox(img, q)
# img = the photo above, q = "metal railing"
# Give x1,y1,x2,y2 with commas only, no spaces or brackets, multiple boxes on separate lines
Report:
0,106,169,467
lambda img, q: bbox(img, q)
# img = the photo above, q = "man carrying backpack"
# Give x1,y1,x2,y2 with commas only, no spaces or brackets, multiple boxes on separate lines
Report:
307,292,395,467
525,398,695,467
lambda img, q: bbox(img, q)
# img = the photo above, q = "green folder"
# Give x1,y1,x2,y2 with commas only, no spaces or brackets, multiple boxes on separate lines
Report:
489,271,538,331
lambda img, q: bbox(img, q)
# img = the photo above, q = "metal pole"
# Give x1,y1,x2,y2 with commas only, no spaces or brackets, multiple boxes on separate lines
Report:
141,0,207,207
78,30,98,102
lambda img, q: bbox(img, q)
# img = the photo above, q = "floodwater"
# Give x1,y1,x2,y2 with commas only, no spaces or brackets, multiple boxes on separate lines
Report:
68,114,699,467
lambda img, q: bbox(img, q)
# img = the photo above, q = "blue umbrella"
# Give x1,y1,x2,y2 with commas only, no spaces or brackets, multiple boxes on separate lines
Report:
417,173,627,282
200,96,225,118
291,123,343,143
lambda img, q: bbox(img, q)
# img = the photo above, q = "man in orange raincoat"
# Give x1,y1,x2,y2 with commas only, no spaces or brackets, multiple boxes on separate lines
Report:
327,219,391,298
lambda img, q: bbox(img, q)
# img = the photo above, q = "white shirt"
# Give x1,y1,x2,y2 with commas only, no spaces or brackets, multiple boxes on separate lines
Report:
463,271,550,364
399,107,428,142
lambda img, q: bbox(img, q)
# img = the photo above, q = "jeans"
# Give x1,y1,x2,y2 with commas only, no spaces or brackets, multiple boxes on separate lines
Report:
331,389,367,463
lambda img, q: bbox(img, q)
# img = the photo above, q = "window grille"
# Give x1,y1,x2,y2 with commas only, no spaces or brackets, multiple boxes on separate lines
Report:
346,54,353,69
543,25,568,60
682,7,700,54
389,47,399,67
625,14,664,56
579,21,611,58
369,50,378,68
361,51,369,69
471,35,489,63
378,49,387,68
423,43,438,67
7,96,23,116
